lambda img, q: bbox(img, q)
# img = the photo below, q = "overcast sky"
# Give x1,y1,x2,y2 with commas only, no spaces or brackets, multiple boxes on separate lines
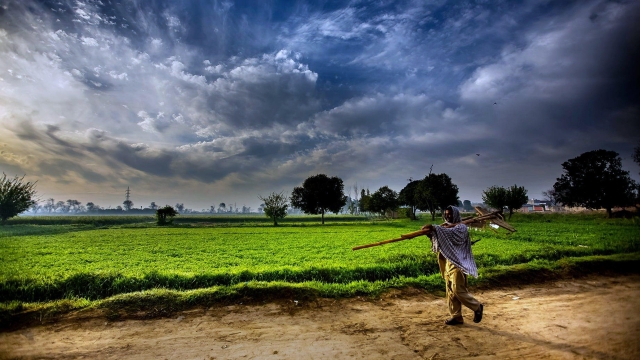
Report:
1,0,639,211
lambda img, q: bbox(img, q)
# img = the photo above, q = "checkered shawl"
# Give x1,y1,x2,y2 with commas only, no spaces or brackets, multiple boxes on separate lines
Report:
431,206,479,278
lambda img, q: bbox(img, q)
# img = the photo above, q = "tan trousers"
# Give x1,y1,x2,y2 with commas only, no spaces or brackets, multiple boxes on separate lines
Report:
438,253,481,317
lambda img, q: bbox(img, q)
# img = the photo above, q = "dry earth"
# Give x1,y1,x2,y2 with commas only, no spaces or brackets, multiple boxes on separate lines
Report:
2,274,640,359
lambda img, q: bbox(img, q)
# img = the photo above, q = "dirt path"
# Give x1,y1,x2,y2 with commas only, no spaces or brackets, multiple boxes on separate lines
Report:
2,275,640,359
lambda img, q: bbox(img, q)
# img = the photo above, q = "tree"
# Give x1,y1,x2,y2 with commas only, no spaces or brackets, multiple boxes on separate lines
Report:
553,149,636,218
505,184,528,219
290,174,347,224
175,203,184,213
369,186,399,217
86,202,98,212
67,199,81,213
55,200,68,213
44,198,55,213
353,183,360,215
417,173,460,220
463,200,473,212
0,173,37,224
156,205,178,225
398,180,421,220
123,199,133,211
149,202,158,210
218,202,226,213
541,189,558,206
482,186,508,212
30,203,41,214
258,191,288,225
358,188,371,214
634,145,640,174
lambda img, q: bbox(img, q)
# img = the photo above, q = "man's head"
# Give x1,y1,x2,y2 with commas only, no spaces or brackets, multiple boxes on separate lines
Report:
443,205,461,224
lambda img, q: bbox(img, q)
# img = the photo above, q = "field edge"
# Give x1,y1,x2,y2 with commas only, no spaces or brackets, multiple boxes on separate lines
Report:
1,252,639,331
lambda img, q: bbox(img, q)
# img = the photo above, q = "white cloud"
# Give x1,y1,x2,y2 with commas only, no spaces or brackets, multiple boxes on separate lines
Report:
108,71,128,80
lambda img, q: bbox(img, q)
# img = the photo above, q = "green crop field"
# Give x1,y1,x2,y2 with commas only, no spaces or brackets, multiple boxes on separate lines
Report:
1,213,639,323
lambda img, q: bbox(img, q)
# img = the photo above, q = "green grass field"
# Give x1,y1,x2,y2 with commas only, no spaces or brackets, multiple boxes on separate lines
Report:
1,213,639,323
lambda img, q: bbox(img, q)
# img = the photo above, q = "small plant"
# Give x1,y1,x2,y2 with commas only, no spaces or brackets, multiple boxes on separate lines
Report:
156,205,178,225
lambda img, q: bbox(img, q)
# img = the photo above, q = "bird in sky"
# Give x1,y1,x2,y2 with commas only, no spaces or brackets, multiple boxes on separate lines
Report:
476,154,480,156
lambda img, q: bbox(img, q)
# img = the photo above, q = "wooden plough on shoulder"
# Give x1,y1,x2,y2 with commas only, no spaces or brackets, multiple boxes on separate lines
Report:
352,206,515,251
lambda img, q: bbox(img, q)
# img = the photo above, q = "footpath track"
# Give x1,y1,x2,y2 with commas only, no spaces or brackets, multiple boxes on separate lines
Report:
1,274,639,359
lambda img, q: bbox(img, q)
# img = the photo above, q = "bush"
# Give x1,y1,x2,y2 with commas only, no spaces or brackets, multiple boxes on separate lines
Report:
156,206,178,225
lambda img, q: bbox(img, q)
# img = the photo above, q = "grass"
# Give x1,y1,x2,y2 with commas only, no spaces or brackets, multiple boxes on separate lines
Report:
1,212,639,326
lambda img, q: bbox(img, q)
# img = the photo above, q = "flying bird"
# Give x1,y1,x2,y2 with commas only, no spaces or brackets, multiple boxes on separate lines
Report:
476,154,480,156
493,102,497,105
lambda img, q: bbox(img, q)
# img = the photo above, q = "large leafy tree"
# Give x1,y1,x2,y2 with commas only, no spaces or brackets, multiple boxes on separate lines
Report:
505,184,528,219
369,186,399,217
291,174,347,224
0,173,38,225
553,149,636,218
417,173,460,220
482,185,528,219
482,186,508,212
258,191,289,226
398,180,422,220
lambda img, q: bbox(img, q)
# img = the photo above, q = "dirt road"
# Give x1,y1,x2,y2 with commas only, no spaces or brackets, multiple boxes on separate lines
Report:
2,275,640,359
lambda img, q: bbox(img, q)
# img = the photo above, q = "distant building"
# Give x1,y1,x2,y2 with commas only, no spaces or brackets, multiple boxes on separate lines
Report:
520,199,551,213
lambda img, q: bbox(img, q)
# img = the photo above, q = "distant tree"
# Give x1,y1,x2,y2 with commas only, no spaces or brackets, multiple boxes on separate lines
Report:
218,202,226,213
482,186,508,212
369,186,399,217
56,200,68,213
156,205,178,225
149,202,158,210
418,173,460,220
353,183,360,215
67,199,82,213
553,149,636,218
634,145,640,174
30,203,41,214
290,174,347,224
504,184,528,219
44,198,55,213
358,188,371,214
175,203,184,213
86,202,97,212
463,200,473,212
398,180,421,220
0,173,37,225
123,199,133,211
541,189,558,206
258,191,288,225
116,205,123,211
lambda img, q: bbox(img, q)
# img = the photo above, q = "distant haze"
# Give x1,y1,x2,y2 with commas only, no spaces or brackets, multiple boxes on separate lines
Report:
1,0,639,211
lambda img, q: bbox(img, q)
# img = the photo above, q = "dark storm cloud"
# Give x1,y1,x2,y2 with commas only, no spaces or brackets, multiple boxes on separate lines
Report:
1,0,639,208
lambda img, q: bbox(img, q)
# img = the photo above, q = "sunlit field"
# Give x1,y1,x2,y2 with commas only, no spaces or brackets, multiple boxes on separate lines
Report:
1,213,639,310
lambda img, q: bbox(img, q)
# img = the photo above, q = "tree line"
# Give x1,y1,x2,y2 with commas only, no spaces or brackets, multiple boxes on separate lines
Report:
1,147,638,224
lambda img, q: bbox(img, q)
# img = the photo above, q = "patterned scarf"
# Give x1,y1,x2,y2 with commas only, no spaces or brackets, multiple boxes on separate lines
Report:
431,205,479,278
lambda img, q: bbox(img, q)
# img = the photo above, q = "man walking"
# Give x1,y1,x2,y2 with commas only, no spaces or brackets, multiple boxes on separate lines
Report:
422,205,483,325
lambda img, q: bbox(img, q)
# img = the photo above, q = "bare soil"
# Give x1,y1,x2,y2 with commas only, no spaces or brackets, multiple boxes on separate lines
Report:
2,274,640,359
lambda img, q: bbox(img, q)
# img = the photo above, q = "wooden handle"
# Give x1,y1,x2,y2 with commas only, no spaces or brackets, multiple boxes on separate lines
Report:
352,210,515,251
